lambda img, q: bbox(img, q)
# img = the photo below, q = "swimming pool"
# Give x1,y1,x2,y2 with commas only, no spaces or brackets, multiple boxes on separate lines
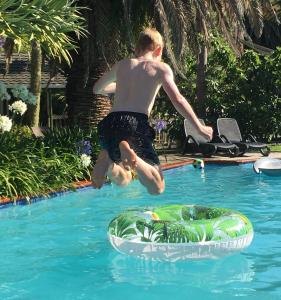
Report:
0,164,280,300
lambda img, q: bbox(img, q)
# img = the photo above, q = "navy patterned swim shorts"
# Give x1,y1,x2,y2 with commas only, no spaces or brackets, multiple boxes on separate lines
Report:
97,111,160,166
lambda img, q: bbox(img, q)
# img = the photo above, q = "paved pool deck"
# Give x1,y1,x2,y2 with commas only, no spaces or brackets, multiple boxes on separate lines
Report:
159,151,281,170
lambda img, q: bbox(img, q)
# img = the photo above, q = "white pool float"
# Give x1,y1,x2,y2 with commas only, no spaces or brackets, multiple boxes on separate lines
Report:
108,205,254,261
253,157,281,176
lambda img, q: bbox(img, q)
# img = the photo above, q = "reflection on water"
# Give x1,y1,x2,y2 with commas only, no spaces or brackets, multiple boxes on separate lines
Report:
109,253,255,289
200,169,206,181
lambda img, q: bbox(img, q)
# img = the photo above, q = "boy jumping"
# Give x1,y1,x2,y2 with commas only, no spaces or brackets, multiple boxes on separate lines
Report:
92,28,213,195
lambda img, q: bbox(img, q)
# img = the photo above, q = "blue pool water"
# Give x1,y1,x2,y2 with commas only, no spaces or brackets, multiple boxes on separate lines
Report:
0,164,280,300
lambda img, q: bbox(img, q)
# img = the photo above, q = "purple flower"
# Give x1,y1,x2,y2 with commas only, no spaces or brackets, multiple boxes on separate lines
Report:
154,119,167,133
77,140,92,156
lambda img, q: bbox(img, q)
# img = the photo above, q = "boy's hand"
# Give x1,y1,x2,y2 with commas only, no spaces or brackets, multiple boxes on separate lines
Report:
200,125,213,141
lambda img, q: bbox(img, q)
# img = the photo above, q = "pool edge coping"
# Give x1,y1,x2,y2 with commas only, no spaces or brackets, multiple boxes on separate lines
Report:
0,158,257,208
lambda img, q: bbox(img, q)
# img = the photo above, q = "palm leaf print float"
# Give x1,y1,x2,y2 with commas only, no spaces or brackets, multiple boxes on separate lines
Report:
108,205,254,261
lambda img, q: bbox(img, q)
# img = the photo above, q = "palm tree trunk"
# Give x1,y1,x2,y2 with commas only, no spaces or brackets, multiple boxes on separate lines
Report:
26,39,42,126
66,0,114,130
66,30,112,129
67,60,112,129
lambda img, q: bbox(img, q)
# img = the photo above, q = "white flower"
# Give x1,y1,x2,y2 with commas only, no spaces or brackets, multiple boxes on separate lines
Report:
80,154,91,168
0,115,12,132
9,100,27,116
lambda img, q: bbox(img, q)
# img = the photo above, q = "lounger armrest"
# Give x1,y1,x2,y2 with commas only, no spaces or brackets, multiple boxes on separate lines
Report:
247,134,258,143
219,134,230,143
212,135,225,143
186,135,200,147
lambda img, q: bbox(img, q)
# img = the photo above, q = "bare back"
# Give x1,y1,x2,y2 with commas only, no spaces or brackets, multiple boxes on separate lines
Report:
111,58,163,116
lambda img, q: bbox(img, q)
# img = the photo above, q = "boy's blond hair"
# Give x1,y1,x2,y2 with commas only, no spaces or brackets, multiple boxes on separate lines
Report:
135,28,164,55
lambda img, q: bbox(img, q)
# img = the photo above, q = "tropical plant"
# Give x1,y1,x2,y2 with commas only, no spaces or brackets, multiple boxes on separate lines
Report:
0,0,87,126
0,150,88,200
41,126,100,159
205,38,281,140
149,0,279,116
151,35,281,143
0,126,100,199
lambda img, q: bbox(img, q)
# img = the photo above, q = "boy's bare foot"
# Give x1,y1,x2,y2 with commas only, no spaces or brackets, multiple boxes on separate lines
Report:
91,150,111,189
107,163,133,186
119,141,137,171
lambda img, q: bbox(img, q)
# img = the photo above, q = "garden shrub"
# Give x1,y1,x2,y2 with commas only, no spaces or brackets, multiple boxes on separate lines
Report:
0,127,100,200
206,38,281,141
151,37,281,143
0,151,86,199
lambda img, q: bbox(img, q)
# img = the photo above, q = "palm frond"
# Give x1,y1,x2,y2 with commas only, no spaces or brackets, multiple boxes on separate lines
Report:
247,0,264,38
154,0,186,77
163,0,187,59
262,0,280,23
122,0,134,52
241,39,274,55
0,0,88,67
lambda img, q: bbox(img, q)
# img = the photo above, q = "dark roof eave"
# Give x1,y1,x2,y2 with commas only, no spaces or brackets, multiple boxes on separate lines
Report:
4,84,66,89
0,53,67,88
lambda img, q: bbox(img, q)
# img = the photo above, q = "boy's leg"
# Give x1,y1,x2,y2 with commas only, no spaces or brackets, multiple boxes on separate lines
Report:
91,149,133,188
119,141,165,195
135,158,165,195
107,163,132,187
92,142,164,193
91,149,111,189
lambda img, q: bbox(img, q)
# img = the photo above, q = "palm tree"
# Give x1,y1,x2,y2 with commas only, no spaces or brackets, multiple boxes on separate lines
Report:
67,0,279,127
66,0,186,128
66,1,117,129
66,0,147,128
0,0,86,126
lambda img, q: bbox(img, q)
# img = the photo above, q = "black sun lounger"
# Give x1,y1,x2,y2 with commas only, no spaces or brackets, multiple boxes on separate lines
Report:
217,118,270,156
182,119,239,157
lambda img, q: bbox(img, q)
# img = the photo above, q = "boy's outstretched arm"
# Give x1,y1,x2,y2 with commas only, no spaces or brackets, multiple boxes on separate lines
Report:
93,63,118,95
161,64,213,140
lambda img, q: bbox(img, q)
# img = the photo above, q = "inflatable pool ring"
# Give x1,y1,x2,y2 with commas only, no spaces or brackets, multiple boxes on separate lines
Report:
193,159,205,169
253,157,281,176
108,205,254,261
